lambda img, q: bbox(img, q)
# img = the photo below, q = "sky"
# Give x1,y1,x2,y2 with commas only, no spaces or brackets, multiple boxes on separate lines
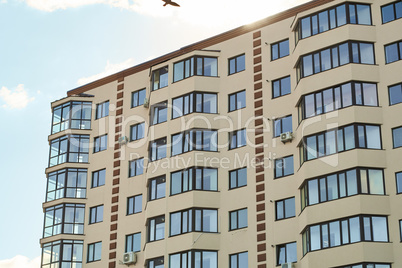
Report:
0,0,309,267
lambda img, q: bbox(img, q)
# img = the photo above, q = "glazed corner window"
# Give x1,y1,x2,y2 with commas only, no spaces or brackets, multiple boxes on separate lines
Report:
89,205,104,224
173,56,218,82
87,242,102,263
275,155,294,178
149,137,167,162
273,115,292,137
229,129,247,150
229,54,245,75
46,168,87,201
171,129,218,156
130,122,145,141
129,158,144,177
229,90,246,112
335,264,391,268
169,208,218,236
392,126,402,148
149,175,166,201
271,39,289,60
147,257,164,268
131,88,146,108
152,66,168,91
276,197,295,220
170,167,218,195
277,242,297,265
43,204,85,237
389,83,402,105
385,40,402,64
229,208,248,231
95,101,109,119
127,194,142,215
169,250,217,268
125,233,141,253
229,167,247,189
49,135,89,167
94,134,107,153
148,215,165,242
92,169,105,188
151,101,168,125
51,101,92,134
381,1,402,24
230,251,248,268
272,76,291,98
172,92,217,119
42,240,83,268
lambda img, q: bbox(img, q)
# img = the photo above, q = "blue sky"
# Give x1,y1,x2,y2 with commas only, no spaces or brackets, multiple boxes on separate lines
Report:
0,0,307,267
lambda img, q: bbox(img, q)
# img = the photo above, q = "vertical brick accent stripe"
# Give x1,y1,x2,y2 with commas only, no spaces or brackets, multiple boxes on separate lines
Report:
109,78,125,267
252,30,267,266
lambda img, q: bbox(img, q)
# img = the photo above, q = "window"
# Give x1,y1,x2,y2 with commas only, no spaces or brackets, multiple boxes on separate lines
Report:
301,124,382,163
41,240,83,268
171,129,218,156
49,135,89,167
389,83,402,105
299,82,378,120
400,220,402,241
277,242,297,265
89,205,103,224
272,76,291,98
127,194,142,215
173,56,218,82
43,204,85,237
297,41,375,81
301,168,385,210
229,208,247,231
303,215,388,255
170,208,218,236
169,250,217,268
130,122,145,141
271,39,289,60
276,197,296,220
147,257,164,268
46,168,87,201
151,101,168,125
275,155,294,178
125,233,141,253
51,101,91,134
385,40,402,63
274,115,292,137
172,92,217,119
230,251,248,268
149,175,166,201
396,172,402,194
229,54,245,75
92,169,106,188
296,3,372,41
129,158,144,177
131,88,146,108
149,137,167,161
229,167,247,189
95,101,109,119
87,242,102,262
171,167,218,195
382,1,402,23
229,129,247,149
93,134,107,153
393,126,402,148
229,90,246,112
148,215,165,242
152,66,168,90
335,263,391,268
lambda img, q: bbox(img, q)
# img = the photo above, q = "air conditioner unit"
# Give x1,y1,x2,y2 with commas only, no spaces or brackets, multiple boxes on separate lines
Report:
118,136,128,145
143,98,149,108
280,131,293,143
281,263,295,268
122,252,137,265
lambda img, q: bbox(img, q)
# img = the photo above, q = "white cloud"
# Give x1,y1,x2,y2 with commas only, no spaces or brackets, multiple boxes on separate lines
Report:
0,0,7,4
77,58,136,86
0,84,35,109
0,256,41,268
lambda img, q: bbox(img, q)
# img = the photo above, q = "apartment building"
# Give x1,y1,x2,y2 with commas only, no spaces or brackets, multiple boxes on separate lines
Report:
40,0,402,267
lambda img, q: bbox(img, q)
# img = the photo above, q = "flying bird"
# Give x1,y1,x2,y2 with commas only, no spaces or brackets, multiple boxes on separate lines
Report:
162,0,180,7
